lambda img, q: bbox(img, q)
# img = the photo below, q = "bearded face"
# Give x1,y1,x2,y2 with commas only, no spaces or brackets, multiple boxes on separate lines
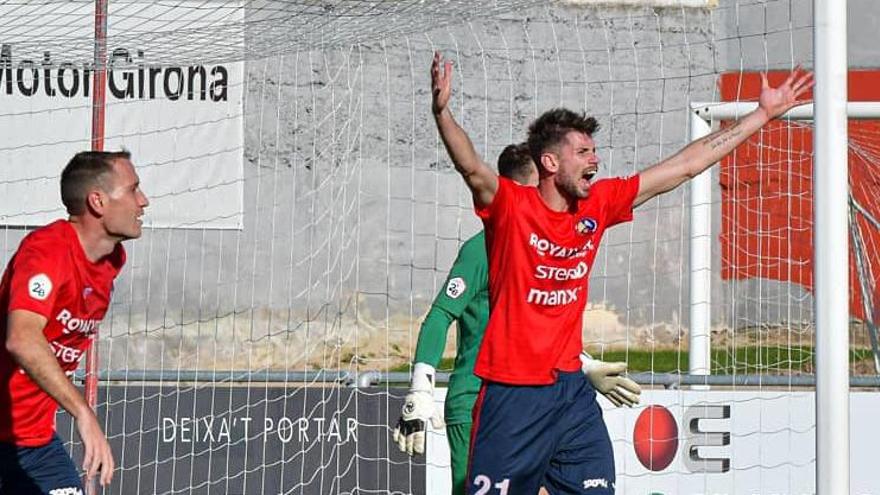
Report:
552,131,599,200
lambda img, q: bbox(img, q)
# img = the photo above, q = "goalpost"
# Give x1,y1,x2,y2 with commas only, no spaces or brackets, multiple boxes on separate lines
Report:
688,3,853,491
813,1,849,491
689,99,880,381
0,0,876,493
690,97,874,493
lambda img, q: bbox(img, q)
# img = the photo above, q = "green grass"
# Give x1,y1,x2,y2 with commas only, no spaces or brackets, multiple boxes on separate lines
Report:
391,346,877,374
390,357,456,373
582,346,874,373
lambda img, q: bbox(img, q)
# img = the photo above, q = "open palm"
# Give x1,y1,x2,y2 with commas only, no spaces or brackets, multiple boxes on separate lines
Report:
431,51,453,115
759,67,814,119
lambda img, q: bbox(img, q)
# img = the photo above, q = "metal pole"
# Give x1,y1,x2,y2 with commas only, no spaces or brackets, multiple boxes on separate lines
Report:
814,0,850,492
73,369,880,388
91,0,108,152
85,1,108,494
688,109,713,383
693,101,880,121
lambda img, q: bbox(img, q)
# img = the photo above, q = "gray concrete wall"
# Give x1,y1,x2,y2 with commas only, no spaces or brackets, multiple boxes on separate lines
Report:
718,0,879,70
104,3,718,370
4,0,875,370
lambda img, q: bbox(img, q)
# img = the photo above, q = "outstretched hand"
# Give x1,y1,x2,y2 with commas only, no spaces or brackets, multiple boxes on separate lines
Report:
431,51,453,115
758,67,814,119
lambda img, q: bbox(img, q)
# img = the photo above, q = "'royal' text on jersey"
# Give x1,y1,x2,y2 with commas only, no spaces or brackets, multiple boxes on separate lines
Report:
528,233,594,258
55,308,99,335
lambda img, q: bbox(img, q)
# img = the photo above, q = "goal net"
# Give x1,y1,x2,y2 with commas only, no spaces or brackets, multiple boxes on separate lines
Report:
0,0,875,494
716,72,880,378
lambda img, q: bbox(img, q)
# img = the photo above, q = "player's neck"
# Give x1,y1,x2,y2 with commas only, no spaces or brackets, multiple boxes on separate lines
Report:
537,180,576,212
68,217,119,262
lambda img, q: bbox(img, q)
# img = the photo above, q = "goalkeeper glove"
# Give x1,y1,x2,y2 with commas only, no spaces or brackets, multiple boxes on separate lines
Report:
392,362,444,455
580,353,641,407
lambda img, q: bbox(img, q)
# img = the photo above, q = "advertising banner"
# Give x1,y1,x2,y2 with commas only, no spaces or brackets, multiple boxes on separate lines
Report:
57,386,423,495
0,1,243,229
428,388,880,495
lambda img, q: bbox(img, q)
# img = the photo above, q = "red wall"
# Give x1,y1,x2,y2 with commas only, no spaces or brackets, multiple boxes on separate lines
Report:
719,71,880,321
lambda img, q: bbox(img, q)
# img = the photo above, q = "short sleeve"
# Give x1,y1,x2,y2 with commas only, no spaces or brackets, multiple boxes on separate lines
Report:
475,177,516,225
595,175,640,228
6,243,67,318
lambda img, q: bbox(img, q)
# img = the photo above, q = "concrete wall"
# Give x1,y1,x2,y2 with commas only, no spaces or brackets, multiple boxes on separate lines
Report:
101,3,717,370
718,0,880,70
4,0,874,370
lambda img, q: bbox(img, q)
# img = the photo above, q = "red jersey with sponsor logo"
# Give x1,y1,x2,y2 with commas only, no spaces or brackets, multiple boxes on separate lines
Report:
475,176,639,385
0,220,125,446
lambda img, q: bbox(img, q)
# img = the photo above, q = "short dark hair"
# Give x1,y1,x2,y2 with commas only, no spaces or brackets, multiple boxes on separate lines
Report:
497,143,533,183
60,151,131,215
527,108,600,169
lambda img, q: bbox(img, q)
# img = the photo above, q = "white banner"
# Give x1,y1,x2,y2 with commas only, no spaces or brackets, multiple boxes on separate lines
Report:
429,389,880,495
0,2,243,229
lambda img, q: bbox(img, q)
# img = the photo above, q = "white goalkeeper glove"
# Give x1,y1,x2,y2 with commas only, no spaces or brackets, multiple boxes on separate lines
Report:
580,353,641,407
393,362,445,456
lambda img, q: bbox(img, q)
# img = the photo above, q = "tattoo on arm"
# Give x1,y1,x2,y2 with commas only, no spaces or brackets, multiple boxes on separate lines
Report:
702,121,743,151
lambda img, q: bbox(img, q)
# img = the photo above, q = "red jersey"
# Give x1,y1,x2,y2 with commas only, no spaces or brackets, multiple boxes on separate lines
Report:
475,175,639,385
0,220,125,446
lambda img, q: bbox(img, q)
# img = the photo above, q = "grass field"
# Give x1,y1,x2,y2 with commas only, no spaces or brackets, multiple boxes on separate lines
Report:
392,346,877,374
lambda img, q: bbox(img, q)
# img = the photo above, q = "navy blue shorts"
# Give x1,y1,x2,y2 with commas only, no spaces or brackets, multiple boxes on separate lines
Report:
0,434,83,495
467,371,615,495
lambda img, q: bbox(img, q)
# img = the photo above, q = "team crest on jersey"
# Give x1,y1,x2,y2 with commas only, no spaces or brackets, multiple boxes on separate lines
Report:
446,277,466,299
575,217,597,235
28,273,52,301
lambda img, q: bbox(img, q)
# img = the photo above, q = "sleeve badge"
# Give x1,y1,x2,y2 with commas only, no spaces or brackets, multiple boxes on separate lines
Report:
445,277,466,299
28,273,53,301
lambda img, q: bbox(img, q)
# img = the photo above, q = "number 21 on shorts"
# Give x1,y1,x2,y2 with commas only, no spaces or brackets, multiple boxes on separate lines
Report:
472,475,510,495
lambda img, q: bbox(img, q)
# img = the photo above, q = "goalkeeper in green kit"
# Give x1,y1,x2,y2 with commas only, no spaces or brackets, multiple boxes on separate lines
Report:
393,143,642,495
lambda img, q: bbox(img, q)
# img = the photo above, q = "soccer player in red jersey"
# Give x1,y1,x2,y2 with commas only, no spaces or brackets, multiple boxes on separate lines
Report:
0,151,148,494
430,51,813,494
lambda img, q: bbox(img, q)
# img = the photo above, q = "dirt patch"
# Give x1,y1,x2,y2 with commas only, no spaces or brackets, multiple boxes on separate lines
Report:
99,305,878,374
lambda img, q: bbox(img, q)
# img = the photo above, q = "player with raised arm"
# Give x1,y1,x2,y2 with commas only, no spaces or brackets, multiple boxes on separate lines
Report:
430,51,813,494
392,144,642,495
0,151,149,494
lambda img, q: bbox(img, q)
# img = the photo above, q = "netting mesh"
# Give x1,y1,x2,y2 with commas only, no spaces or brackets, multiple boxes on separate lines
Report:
0,0,554,66
64,3,723,374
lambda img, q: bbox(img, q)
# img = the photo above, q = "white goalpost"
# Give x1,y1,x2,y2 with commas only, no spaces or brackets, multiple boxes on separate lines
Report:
687,99,880,382
689,98,873,493
813,0,850,491
687,1,854,490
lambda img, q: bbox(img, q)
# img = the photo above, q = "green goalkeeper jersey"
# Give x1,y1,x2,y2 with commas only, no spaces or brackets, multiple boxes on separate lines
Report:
413,231,489,426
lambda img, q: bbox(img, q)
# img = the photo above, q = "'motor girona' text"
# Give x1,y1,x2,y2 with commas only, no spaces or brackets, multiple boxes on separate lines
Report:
0,44,229,101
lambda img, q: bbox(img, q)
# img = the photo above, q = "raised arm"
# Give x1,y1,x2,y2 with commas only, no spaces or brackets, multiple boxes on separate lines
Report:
431,52,498,208
633,68,814,207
